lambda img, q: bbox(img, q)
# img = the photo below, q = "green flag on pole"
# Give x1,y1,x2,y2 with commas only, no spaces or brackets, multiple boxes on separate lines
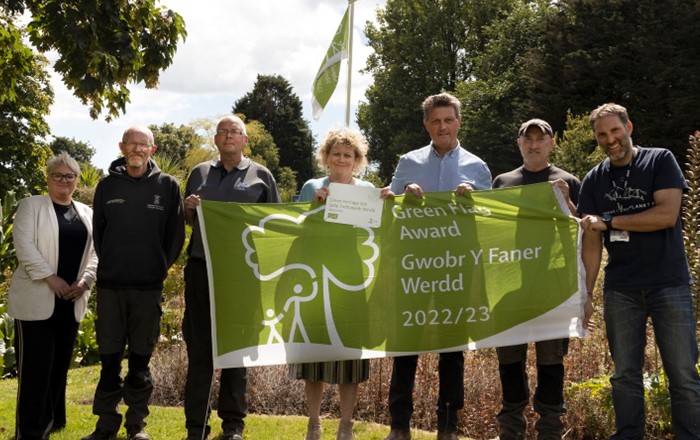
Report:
311,6,350,120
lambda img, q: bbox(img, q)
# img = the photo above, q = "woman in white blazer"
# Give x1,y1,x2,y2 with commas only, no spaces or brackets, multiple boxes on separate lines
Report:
8,151,98,439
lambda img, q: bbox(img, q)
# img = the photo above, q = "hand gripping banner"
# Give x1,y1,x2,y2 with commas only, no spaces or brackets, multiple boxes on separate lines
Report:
198,183,586,368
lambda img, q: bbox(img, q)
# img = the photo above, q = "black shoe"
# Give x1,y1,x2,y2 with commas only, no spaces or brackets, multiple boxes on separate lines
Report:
81,429,117,440
221,431,243,440
50,423,66,432
126,425,152,440
384,429,412,440
186,429,210,440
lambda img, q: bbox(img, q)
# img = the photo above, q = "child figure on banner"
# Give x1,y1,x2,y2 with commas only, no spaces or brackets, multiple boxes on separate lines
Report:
263,279,319,345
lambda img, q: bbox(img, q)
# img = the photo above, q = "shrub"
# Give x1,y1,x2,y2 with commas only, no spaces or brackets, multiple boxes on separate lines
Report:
683,131,700,319
0,301,16,378
0,191,20,283
150,343,188,407
73,309,100,367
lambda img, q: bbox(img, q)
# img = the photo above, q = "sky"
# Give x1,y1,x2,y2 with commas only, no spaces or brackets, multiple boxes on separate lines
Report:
44,0,388,172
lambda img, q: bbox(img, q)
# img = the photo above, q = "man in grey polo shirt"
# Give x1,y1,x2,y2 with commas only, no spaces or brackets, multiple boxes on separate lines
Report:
182,115,281,440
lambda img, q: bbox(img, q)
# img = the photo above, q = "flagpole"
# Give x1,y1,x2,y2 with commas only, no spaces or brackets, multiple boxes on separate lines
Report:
345,0,356,127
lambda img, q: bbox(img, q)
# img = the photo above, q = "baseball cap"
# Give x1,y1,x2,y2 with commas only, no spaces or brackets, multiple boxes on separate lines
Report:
518,118,553,137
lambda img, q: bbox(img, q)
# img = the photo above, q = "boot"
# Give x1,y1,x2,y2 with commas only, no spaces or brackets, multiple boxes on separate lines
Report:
306,419,322,440
496,398,528,440
534,399,565,440
337,420,354,440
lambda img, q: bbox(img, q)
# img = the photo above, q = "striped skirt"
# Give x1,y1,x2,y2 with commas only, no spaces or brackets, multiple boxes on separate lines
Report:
288,359,370,384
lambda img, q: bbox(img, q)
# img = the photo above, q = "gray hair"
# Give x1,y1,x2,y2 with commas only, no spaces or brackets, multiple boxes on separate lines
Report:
589,103,630,129
46,151,80,176
217,115,248,136
121,125,155,145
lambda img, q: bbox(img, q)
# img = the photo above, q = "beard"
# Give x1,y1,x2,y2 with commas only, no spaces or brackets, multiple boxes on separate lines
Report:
126,154,146,168
604,136,632,163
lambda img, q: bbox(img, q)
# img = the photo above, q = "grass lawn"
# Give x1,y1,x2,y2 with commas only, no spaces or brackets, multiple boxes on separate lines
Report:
0,365,446,440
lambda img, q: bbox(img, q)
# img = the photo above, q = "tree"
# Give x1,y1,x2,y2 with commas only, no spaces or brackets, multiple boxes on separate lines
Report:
275,167,298,203
0,14,53,197
1,0,186,121
244,119,280,173
233,74,315,188
528,0,700,161
184,146,217,176
49,136,96,165
240,117,297,201
456,0,555,177
46,135,102,215
550,111,606,181
188,116,220,151
150,123,206,164
0,13,34,104
357,0,516,181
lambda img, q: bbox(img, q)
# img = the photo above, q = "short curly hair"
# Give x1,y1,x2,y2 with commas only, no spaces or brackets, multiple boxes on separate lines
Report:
316,127,369,174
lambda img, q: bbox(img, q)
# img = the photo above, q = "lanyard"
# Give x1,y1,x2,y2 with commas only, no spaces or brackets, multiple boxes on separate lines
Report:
610,166,631,190
609,151,636,190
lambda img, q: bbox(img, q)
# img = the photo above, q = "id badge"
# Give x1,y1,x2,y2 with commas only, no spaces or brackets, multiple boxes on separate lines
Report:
610,230,630,242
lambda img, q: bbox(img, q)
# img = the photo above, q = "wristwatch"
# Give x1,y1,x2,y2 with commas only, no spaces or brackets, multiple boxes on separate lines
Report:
602,214,614,231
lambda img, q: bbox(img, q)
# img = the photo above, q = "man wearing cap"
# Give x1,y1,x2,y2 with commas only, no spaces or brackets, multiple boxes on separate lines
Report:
491,118,580,440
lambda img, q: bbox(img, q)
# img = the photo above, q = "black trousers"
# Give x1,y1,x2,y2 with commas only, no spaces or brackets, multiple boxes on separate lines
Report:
15,298,79,440
91,288,161,433
388,351,465,432
183,259,248,436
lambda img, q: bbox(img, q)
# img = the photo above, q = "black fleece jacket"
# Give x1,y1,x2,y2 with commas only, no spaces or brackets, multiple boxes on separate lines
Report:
93,158,185,290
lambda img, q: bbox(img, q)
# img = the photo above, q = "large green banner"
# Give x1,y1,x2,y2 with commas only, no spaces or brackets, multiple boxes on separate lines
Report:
199,183,585,368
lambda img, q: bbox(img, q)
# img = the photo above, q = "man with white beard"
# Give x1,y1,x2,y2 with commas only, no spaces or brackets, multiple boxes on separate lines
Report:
84,125,185,440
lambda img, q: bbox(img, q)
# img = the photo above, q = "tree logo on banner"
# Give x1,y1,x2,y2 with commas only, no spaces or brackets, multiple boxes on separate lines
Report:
242,205,378,348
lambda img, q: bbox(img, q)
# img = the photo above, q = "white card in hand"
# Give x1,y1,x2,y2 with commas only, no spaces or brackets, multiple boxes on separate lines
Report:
324,183,383,228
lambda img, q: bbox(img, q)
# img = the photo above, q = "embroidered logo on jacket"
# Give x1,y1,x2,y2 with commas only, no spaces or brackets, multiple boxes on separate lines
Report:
147,195,165,211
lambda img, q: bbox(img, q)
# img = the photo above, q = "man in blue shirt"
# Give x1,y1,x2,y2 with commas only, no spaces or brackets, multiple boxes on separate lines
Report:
380,93,492,440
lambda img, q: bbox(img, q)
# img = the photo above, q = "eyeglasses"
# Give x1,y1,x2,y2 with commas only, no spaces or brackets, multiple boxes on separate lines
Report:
124,142,152,150
215,129,244,137
50,173,77,182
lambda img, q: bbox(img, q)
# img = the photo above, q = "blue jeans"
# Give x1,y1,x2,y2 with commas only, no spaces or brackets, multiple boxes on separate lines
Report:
604,286,700,440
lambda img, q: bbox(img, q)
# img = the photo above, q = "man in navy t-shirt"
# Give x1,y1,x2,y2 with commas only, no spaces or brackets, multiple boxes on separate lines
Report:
579,103,700,439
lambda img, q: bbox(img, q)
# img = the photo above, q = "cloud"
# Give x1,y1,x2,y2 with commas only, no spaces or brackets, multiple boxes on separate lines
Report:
44,0,387,170
157,1,382,99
